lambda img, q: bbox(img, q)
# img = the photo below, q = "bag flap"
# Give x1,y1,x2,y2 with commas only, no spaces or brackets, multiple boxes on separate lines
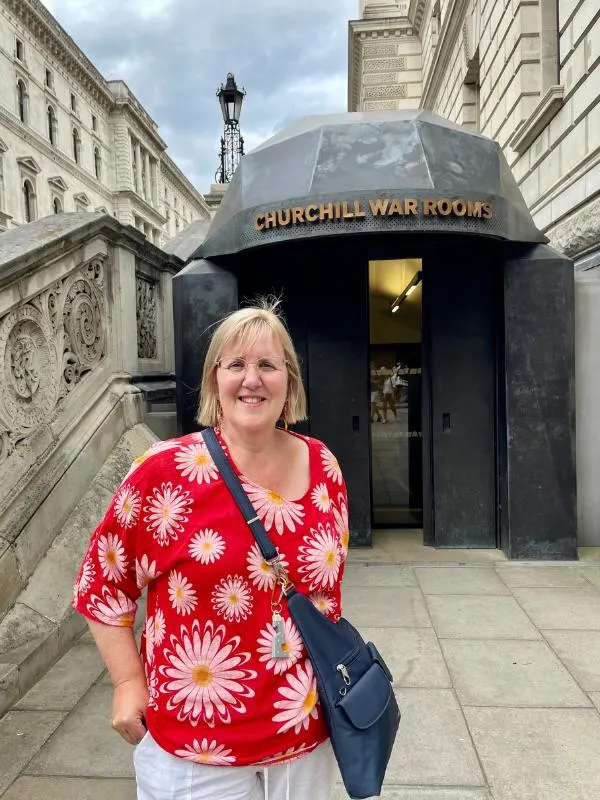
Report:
337,662,392,730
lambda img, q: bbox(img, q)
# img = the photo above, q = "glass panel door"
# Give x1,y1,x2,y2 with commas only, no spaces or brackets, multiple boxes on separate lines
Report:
369,258,423,526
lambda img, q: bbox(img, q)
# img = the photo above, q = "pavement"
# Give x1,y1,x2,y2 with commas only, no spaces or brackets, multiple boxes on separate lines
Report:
2,547,600,800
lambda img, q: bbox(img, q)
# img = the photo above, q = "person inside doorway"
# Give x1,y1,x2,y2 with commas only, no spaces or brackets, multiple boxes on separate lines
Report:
371,380,383,422
382,372,397,423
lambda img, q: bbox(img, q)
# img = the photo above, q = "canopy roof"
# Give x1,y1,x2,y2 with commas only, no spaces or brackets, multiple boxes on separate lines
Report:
191,110,545,260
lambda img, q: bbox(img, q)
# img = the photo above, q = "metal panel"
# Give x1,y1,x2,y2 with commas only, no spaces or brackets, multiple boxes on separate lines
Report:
427,251,498,547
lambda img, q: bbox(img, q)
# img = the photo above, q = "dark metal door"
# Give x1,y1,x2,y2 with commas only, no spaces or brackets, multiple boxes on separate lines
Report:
424,253,498,548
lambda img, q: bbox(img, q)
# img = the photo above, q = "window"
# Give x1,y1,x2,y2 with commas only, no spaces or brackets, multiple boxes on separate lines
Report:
91,114,97,132
47,105,57,145
16,79,27,123
53,196,62,214
72,127,81,164
94,146,101,180
23,179,35,222
70,92,77,113
45,68,53,89
15,39,24,62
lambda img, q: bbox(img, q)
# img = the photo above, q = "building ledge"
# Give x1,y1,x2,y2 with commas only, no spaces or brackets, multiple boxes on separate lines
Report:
508,85,564,154
0,210,13,231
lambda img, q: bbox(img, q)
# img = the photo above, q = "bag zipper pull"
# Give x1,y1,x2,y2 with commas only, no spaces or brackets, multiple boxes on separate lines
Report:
337,663,351,685
271,613,290,659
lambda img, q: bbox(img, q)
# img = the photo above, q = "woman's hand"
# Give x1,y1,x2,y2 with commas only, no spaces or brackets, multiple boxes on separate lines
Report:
111,676,149,745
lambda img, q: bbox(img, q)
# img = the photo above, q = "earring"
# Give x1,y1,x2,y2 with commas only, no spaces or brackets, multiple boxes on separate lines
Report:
282,399,289,432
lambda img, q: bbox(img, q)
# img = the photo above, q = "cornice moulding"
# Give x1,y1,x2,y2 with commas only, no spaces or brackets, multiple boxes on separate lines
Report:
508,85,564,154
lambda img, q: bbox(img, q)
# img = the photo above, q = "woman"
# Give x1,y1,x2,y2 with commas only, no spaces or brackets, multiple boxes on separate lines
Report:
73,299,349,800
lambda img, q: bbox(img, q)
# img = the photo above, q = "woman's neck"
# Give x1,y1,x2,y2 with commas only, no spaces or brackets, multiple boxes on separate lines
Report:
219,421,282,457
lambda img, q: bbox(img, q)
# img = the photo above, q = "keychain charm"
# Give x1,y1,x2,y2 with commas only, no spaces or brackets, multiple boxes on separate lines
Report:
271,612,289,659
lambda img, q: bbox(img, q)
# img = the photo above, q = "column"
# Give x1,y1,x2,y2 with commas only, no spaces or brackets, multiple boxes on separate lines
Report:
135,141,143,197
144,151,151,203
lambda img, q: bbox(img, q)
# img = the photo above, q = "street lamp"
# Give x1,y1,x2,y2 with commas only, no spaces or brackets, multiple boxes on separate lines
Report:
216,73,246,184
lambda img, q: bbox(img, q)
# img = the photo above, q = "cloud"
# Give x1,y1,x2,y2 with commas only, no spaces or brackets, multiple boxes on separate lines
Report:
44,0,357,192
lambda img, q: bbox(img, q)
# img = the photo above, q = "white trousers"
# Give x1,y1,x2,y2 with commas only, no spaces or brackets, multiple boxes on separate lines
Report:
133,731,337,800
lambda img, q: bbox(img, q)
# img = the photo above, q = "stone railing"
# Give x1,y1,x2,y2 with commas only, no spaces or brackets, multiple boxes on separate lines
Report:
0,213,182,621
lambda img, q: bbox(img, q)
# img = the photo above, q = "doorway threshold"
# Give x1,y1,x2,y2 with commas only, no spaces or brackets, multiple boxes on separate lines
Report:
348,529,506,565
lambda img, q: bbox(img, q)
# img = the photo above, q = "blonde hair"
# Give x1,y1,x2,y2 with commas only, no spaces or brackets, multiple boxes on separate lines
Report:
196,298,307,427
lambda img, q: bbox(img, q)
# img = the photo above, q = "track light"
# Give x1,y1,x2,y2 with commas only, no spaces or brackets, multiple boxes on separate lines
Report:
391,270,422,313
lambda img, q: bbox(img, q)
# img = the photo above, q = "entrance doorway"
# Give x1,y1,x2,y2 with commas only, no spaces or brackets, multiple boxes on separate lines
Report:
369,258,423,527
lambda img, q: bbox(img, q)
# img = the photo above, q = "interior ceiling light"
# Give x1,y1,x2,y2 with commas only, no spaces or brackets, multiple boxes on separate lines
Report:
391,270,422,313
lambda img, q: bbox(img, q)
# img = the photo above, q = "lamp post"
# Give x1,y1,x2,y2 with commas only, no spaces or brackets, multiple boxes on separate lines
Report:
215,73,246,184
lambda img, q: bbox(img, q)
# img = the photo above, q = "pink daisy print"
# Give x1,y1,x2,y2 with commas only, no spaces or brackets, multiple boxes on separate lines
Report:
174,442,219,485
272,659,319,734
189,529,225,564
309,591,338,617
113,485,141,527
153,607,166,646
310,482,331,513
174,739,236,765
76,557,95,595
143,482,192,546
297,522,342,591
168,570,198,616
135,554,159,589
257,616,303,674
159,619,256,726
86,586,135,627
211,576,253,622
146,665,159,710
332,493,350,556
242,482,304,535
246,543,289,592
97,533,127,582
145,615,155,663
320,447,343,485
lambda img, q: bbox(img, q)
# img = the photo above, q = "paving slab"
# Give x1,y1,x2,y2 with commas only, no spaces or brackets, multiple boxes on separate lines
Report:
511,588,600,630
342,564,418,588
589,693,600,712
579,566,600,588
0,710,66,795
16,644,106,711
495,566,596,589
415,568,509,595
385,689,484,786
464,707,600,800
426,596,540,640
334,788,492,800
1,775,136,800
25,684,134,778
543,630,600,691
359,627,451,688
440,639,590,707
342,589,431,628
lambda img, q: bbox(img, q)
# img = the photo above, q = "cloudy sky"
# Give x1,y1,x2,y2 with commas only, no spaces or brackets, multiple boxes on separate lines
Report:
44,0,357,192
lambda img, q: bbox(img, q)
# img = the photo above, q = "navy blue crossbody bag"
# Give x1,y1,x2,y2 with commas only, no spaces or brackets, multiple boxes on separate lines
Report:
202,428,400,799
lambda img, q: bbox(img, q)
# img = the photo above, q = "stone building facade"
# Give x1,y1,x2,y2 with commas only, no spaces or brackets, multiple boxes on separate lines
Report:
0,0,210,244
349,0,600,544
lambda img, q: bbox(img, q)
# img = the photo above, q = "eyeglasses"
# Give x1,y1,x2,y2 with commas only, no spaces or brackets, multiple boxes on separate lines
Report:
216,356,288,374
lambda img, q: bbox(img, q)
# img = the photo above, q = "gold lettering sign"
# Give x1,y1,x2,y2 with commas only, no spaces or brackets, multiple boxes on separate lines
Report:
254,198,493,230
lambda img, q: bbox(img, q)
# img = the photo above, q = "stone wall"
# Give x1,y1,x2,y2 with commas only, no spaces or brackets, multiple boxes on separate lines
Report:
0,212,182,621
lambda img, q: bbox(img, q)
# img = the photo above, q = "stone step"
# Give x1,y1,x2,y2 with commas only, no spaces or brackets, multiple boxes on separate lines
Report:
0,424,157,717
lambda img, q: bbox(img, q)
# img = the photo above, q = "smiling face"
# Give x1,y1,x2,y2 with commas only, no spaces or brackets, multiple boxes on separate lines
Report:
216,334,289,435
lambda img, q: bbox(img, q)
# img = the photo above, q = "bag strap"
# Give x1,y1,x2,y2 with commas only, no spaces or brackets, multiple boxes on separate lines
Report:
201,427,279,564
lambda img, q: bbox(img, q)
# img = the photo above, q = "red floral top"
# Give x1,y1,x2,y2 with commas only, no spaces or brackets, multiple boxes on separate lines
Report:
73,429,348,767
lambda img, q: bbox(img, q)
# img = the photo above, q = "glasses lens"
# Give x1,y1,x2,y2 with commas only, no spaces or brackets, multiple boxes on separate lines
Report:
219,357,286,373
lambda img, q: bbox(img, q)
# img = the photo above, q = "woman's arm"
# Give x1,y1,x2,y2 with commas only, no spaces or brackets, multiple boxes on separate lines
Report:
88,619,149,745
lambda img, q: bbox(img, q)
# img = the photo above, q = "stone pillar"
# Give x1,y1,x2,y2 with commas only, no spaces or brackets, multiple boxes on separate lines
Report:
575,267,600,545
501,244,577,559
113,244,139,374
172,259,238,433
135,141,143,198
144,152,151,203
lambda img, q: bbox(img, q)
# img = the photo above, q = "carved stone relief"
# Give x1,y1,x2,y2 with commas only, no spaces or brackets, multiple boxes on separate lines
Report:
362,43,398,58
363,72,400,86
136,275,158,360
0,256,106,463
364,84,408,100
364,57,407,72
364,100,399,110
